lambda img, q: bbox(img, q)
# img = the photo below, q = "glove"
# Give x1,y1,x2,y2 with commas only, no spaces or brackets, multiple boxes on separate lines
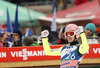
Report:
78,26,84,33
37,36,42,43
41,30,49,38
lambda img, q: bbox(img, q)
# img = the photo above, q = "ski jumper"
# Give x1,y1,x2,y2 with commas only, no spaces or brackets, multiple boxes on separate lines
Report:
42,33,89,68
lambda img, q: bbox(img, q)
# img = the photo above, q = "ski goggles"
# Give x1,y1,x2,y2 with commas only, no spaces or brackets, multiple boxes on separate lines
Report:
64,31,75,38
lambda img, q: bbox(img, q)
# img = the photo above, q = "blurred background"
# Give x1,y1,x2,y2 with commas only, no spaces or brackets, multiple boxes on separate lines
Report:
0,0,100,68
0,0,85,35
2,0,99,36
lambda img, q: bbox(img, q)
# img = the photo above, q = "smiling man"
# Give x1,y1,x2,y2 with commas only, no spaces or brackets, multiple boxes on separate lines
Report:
41,24,89,68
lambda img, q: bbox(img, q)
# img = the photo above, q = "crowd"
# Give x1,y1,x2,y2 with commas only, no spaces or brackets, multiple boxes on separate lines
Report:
0,22,99,47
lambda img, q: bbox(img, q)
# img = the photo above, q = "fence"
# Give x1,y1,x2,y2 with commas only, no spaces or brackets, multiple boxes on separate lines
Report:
0,44,99,67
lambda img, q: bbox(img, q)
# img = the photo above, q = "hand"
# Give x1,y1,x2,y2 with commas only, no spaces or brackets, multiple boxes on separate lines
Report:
3,32,10,40
13,36,19,42
41,30,49,38
78,26,84,33
1,32,10,43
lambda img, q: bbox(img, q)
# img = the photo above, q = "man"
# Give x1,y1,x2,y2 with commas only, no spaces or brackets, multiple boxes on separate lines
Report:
84,23,96,37
52,27,68,45
0,32,11,47
22,36,33,47
38,25,58,45
41,24,89,68
12,30,22,47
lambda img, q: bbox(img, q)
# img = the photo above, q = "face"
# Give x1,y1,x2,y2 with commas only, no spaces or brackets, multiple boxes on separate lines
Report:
13,33,21,41
85,28,92,37
67,36,75,42
64,31,75,43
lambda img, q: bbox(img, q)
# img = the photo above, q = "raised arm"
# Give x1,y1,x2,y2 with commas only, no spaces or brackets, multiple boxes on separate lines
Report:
79,33,89,54
41,30,62,56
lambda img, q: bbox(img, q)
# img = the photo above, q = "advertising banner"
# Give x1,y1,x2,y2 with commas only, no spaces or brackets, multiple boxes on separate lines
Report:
0,44,99,62
0,48,8,62
8,46,61,62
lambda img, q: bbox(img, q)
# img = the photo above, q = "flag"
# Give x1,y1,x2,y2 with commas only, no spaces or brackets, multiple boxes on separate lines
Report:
14,3,19,30
51,2,57,31
59,28,63,38
7,8,13,42
25,29,33,36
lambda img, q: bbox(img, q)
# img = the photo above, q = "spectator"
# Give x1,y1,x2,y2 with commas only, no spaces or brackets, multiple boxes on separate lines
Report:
84,23,96,37
58,27,68,44
12,30,22,47
0,33,4,41
38,25,51,45
98,33,100,37
22,28,32,42
98,33,100,43
32,35,38,43
41,25,51,32
0,32,11,47
31,35,39,46
52,27,68,45
22,36,33,47
40,25,58,45
31,42,39,46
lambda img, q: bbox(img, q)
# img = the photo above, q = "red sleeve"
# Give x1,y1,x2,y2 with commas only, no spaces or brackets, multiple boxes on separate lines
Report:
0,42,5,47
